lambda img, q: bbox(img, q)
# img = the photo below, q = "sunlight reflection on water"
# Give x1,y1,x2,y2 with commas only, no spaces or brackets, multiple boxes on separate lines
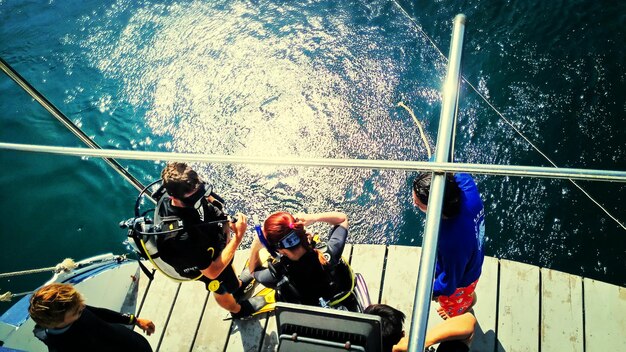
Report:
80,0,434,244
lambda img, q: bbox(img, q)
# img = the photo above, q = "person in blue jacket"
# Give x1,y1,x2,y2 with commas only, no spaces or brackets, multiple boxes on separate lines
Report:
412,172,485,318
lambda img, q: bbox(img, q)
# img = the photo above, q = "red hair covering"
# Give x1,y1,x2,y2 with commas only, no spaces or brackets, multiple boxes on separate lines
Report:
263,212,327,265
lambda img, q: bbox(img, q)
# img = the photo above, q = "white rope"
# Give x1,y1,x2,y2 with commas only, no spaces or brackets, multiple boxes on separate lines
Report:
0,259,77,302
0,258,77,278
0,256,126,302
398,101,432,158
0,291,32,302
389,0,626,231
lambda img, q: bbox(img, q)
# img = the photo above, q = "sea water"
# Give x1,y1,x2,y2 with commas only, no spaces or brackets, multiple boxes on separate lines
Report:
1,0,625,313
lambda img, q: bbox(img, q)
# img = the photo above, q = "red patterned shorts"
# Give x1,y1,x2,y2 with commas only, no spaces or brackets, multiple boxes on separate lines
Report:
437,279,478,317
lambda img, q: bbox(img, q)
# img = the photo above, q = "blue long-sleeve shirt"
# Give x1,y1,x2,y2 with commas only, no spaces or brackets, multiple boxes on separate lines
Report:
433,173,485,297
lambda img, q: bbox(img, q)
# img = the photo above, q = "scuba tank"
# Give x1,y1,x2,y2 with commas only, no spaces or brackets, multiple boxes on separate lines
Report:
120,179,232,282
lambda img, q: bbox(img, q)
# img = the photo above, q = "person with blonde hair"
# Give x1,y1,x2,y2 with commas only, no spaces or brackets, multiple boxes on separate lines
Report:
29,283,154,351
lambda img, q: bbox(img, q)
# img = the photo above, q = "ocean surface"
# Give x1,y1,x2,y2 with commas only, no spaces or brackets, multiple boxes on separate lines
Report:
1,0,625,313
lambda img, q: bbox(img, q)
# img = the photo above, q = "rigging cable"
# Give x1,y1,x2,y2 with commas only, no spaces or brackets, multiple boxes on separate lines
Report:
0,57,154,203
390,0,626,230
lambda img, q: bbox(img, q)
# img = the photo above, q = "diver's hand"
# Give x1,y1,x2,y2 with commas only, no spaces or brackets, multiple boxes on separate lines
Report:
136,318,156,336
230,213,248,243
294,213,315,226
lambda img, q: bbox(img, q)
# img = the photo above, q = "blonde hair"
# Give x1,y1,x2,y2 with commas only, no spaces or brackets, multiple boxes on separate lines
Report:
29,283,84,327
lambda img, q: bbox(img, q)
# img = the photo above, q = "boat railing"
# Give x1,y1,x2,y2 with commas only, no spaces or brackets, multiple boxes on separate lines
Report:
0,142,624,182
1,12,626,352
0,57,152,200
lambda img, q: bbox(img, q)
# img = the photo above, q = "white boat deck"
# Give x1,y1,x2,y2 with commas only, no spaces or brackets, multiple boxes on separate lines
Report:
134,245,626,352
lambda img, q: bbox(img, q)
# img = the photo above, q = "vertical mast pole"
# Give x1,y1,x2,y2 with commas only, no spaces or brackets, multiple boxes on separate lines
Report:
408,14,466,352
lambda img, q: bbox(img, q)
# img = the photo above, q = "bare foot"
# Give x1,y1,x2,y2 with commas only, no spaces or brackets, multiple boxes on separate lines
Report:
436,306,451,320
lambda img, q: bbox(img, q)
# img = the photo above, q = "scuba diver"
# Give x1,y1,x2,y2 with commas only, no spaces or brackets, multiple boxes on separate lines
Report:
247,211,357,310
139,162,262,318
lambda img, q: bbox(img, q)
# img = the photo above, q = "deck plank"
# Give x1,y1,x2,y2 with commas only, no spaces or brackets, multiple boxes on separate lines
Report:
192,249,250,352
380,245,420,326
225,315,269,352
192,294,231,352
135,263,153,316
497,260,539,352
583,278,626,352
343,243,353,264
540,268,583,352
138,269,181,351
136,246,626,352
350,244,386,304
470,256,499,352
224,249,272,352
159,282,209,352
260,313,279,352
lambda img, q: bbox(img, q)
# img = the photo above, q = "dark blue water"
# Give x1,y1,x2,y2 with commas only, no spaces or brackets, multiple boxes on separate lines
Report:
1,0,625,313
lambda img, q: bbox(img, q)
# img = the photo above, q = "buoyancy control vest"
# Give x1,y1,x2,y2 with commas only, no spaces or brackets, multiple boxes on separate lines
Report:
122,180,231,282
268,240,357,311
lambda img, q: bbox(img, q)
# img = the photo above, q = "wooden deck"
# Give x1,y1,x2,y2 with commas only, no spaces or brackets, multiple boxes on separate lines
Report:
134,245,626,352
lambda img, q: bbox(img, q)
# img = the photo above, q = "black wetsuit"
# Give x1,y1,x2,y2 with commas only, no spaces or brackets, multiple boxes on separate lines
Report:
33,306,151,352
253,225,349,306
156,199,238,293
157,200,226,276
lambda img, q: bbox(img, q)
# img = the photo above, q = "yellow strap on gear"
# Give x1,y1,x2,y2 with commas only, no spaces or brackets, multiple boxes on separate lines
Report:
329,256,356,307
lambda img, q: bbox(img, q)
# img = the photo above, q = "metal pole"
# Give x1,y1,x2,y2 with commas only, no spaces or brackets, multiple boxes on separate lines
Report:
408,14,466,352
1,142,626,183
0,57,153,201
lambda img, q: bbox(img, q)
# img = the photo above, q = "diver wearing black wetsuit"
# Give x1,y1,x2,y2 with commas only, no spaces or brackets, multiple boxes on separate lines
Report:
154,162,262,318
250,212,354,309
157,198,239,294
33,306,151,352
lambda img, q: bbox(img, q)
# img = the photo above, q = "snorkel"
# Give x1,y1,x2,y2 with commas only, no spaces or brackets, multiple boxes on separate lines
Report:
253,214,304,258
253,215,278,258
